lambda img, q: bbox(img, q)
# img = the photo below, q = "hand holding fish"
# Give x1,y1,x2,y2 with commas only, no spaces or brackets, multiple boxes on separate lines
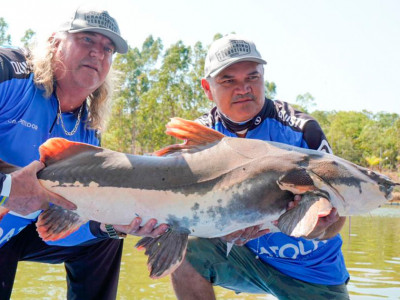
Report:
102,218,169,238
287,195,346,240
220,225,270,246
5,161,77,215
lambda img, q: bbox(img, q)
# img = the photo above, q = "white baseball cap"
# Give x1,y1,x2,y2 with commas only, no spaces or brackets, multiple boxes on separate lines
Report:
58,6,128,54
204,34,267,78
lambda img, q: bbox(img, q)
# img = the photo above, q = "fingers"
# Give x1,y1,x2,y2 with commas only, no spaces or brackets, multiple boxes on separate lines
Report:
287,194,302,210
30,160,46,172
221,225,269,246
45,189,77,210
113,217,169,238
317,207,339,227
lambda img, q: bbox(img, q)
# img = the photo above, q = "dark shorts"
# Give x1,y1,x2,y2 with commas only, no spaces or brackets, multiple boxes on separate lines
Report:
186,237,350,300
0,223,123,300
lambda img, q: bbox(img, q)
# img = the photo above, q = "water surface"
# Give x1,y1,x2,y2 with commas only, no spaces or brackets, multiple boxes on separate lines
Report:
12,205,400,299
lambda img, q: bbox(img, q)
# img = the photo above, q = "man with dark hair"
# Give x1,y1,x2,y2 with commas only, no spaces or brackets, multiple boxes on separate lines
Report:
171,34,350,300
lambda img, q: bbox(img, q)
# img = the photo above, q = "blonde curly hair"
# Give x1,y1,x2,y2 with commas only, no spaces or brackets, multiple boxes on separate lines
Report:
27,31,116,130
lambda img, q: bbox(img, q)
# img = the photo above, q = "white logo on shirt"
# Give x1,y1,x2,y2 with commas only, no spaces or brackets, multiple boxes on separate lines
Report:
7,119,38,130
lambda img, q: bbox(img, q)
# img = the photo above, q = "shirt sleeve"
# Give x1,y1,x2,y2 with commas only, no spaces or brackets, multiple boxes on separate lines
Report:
44,221,108,246
302,120,333,154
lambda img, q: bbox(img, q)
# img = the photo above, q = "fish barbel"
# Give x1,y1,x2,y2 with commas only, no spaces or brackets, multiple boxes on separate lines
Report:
0,118,398,278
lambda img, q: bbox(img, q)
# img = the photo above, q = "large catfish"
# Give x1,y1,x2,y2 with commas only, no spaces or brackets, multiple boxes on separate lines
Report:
0,118,398,278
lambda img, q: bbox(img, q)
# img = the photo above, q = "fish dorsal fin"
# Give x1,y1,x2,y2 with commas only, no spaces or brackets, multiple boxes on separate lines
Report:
166,117,225,144
39,138,102,166
154,118,225,156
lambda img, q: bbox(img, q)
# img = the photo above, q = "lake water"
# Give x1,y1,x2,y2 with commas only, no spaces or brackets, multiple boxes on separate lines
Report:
11,205,400,299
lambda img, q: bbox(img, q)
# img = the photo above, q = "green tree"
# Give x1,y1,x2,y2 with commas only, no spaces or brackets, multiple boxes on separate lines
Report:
0,17,11,45
103,36,210,154
264,81,277,99
325,111,371,164
102,36,163,153
21,29,36,48
295,92,316,113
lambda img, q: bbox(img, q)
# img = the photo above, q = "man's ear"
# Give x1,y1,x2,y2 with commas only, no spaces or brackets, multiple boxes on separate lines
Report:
48,33,61,49
201,78,214,101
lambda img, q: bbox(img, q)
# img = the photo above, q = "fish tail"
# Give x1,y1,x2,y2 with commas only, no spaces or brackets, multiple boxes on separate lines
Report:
36,205,87,241
135,229,189,279
277,193,332,239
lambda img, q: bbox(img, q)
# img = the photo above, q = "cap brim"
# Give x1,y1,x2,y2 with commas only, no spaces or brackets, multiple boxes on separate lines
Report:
66,27,128,54
208,57,267,78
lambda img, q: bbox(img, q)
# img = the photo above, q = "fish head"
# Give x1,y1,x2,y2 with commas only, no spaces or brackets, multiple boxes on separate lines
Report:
326,166,399,216
346,168,400,214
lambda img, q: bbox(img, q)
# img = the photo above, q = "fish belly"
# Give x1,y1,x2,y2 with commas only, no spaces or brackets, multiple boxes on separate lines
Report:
39,179,278,238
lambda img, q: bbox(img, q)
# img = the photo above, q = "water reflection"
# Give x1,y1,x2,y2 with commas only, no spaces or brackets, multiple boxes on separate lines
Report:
12,205,400,299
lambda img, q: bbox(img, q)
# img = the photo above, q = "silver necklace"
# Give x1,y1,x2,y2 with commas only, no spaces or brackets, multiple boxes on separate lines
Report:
57,97,84,136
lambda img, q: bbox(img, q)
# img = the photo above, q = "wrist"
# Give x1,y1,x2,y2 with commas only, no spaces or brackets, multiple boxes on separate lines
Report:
0,174,12,206
104,224,127,239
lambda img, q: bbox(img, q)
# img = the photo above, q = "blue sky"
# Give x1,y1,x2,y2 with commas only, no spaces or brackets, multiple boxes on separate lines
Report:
2,0,400,114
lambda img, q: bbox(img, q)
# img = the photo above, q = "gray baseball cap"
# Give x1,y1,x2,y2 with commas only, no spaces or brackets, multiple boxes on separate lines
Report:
204,34,267,78
58,6,128,54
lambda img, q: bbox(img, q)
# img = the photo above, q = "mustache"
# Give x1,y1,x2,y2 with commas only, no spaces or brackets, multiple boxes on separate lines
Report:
233,93,256,102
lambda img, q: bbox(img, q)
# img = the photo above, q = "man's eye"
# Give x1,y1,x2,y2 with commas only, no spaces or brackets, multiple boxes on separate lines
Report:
248,75,260,81
222,79,234,84
104,47,114,54
83,37,93,43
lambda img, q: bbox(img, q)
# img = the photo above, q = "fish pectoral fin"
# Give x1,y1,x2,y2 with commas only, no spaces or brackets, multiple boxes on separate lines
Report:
135,229,189,279
36,205,87,241
277,193,332,238
277,168,317,194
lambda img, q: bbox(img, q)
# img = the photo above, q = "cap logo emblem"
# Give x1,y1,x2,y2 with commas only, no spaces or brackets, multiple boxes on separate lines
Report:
215,40,250,62
84,12,118,33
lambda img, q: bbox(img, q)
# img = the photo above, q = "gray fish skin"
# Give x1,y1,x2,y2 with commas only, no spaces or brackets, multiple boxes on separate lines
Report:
36,136,396,239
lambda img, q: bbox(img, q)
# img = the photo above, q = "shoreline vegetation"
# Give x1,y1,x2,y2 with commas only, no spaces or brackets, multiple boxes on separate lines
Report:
382,170,400,203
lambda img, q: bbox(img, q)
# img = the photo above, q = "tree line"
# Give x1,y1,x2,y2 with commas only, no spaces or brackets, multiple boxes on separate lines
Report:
1,19,399,170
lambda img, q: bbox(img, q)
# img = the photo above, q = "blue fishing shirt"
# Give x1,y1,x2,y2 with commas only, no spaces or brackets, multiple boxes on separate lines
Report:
197,100,350,285
0,46,100,247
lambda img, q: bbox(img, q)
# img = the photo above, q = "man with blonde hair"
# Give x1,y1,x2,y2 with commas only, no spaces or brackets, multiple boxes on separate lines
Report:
0,6,167,299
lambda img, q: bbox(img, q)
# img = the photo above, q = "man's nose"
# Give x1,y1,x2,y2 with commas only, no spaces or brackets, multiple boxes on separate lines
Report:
235,81,251,94
89,44,105,60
